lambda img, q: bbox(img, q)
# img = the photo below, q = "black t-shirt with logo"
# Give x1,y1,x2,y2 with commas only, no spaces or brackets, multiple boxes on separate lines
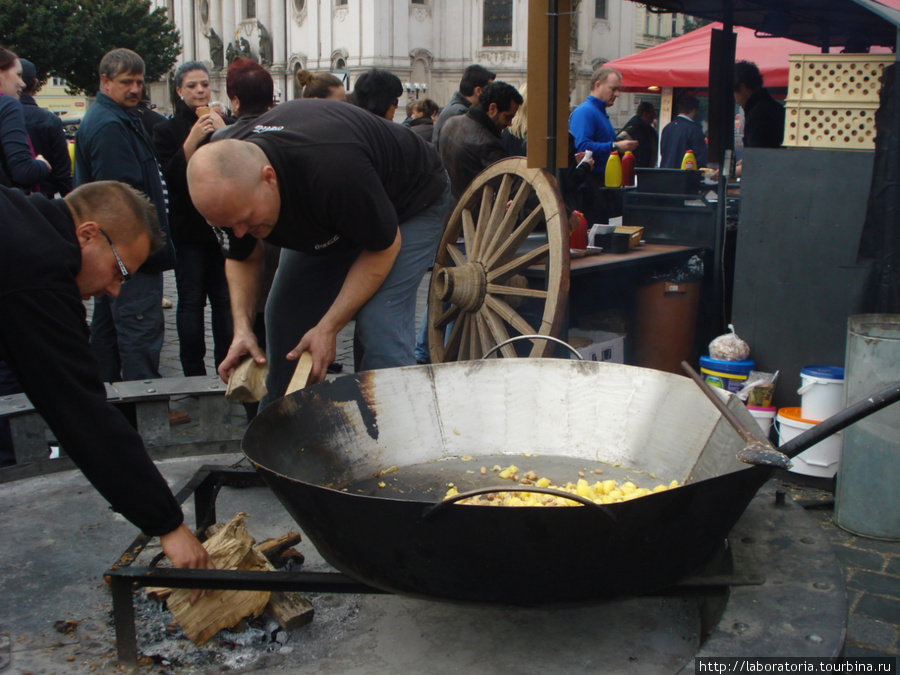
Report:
223,99,445,260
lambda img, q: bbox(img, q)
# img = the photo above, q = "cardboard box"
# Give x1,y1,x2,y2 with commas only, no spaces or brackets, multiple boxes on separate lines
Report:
568,329,625,363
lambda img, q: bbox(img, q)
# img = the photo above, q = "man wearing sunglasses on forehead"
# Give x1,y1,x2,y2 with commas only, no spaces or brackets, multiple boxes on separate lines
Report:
0,180,213,596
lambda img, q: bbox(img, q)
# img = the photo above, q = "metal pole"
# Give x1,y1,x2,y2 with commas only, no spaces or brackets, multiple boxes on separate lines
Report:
714,0,735,327
547,0,559,173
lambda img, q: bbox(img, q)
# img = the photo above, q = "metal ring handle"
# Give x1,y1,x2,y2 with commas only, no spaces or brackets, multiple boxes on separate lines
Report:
482,335,584,360
423,485,617,523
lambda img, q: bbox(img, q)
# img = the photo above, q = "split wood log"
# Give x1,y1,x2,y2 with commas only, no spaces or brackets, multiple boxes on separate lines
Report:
224,358,269,403
266,592,315,632
255,532,304,569
148,513,272,646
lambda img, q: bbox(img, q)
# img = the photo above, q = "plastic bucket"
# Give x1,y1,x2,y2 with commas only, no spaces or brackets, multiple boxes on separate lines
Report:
699,356,755,395
747,406,776,439
776,407,842,478
798,365,845,422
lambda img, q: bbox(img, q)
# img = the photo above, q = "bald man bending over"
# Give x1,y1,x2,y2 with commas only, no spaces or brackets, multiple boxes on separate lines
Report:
188,99,451,401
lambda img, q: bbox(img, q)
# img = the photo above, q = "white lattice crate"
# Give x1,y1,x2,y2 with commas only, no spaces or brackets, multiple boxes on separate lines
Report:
787,53,890,103
782,102,877,150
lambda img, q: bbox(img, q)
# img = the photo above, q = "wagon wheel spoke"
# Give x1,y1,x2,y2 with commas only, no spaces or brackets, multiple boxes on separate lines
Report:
427,158,569,363
460,208,477,256
486,283,548,300
481,306,516,358
484,293,539,339
469,184,495,260
485,201,545,270
487,244,551,283
479,182,543,267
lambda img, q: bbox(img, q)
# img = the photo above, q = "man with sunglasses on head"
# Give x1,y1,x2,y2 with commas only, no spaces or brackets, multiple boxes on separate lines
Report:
0,180,213,585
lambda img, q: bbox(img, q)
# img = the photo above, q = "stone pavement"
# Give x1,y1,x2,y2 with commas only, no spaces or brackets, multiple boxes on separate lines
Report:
118,271,900,658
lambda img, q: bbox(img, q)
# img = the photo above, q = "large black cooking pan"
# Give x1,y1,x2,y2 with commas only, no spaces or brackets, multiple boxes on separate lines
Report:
241,359,894,605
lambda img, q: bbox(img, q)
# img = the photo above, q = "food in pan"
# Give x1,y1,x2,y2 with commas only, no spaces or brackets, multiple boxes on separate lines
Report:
444,464,679,506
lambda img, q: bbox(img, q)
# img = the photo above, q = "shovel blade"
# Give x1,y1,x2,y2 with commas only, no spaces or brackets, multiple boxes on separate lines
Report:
737,442,793,470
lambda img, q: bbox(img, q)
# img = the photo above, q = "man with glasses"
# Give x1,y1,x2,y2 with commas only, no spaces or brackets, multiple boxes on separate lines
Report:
74,49,186,424
0,180,212,581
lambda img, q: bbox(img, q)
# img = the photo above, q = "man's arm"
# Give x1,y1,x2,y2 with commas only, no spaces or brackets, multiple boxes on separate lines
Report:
288,229,402,384
0,286,212,574
45,116,73,196
569,105,614,168
219,239,266,381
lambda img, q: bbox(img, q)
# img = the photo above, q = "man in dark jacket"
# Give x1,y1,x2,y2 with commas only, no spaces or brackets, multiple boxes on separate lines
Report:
659,94,708,169
432,64,495,148
0,180,211,582
438,81,523,199
74,49,178,408
18,58,72,197
621,101,658,168
734,60,785,149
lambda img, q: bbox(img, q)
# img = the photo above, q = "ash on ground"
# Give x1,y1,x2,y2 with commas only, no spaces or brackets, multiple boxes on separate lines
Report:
130,587,362,674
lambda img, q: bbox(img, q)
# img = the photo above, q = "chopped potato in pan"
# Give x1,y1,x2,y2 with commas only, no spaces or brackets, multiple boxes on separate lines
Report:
444,464,679,506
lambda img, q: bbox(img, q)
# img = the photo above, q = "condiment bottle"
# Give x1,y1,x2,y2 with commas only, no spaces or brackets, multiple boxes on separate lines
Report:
604,149,622,187
569,210,587,249
621,150,635,187
681,149,697,170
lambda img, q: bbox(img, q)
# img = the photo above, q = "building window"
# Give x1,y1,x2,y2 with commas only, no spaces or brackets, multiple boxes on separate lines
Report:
411,0,425,3
244,0,256,18
483,0,513,47
336,0,347,5
52,77,66,88
595,0,607,19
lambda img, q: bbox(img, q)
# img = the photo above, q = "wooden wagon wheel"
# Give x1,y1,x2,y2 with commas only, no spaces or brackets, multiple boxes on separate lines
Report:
427,157,570,363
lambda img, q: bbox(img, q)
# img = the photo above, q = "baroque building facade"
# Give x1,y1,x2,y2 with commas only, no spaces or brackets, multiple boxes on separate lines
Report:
153,0,674,129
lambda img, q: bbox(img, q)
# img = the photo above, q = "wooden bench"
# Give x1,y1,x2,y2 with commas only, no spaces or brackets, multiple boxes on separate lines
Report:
0,375,245,482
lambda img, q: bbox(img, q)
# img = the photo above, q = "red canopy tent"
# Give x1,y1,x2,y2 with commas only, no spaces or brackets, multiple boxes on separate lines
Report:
607,22,890,92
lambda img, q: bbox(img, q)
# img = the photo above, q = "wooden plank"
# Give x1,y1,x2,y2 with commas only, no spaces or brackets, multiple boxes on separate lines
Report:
266,592,315,632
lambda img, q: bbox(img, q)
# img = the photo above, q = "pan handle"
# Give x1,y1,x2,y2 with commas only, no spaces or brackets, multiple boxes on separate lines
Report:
778,381,900,460
422,485,616,523
482,335,584,360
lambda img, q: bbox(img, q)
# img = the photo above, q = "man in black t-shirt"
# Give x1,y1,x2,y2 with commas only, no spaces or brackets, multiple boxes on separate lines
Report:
187,99,451,401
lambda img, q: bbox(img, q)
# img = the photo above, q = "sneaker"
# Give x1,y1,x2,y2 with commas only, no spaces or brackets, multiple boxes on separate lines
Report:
162,297,173,309
168,409,191,426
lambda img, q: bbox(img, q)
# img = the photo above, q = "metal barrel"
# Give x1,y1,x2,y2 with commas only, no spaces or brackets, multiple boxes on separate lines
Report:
835,314,900,540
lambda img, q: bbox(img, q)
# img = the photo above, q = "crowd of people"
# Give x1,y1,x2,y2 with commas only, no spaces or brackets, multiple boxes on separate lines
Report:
0,44,785,581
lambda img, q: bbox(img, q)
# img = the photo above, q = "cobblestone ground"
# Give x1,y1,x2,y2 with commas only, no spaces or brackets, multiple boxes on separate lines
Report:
86,270,899,658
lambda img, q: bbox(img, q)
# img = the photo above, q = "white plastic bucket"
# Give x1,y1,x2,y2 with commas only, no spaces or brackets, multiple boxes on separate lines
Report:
747,406,776,439
776,407,842,478
798,365,845,422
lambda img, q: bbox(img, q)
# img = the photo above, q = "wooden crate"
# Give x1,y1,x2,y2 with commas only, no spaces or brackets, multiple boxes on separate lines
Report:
782,101,877,150
786,53,890,104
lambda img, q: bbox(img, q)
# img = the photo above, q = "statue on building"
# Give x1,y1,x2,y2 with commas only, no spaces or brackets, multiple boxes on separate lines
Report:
226,41,236,64
207,27,224,70
258,21,273,67
238,37,252,60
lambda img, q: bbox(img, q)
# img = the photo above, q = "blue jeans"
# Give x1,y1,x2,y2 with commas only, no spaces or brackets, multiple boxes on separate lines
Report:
90,270,164,382
261,177,452,407
174,242,233,376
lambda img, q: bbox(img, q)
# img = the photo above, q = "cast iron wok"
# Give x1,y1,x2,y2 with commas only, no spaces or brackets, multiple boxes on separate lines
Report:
243,359,801,604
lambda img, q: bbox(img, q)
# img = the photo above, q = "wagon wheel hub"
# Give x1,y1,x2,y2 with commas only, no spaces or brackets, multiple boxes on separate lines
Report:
434,262,487,313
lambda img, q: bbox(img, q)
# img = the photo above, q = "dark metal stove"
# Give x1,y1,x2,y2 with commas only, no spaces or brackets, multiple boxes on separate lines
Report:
107,465,847,673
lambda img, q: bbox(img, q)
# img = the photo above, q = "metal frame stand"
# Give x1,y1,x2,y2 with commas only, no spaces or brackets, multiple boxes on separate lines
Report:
105,465,385,666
